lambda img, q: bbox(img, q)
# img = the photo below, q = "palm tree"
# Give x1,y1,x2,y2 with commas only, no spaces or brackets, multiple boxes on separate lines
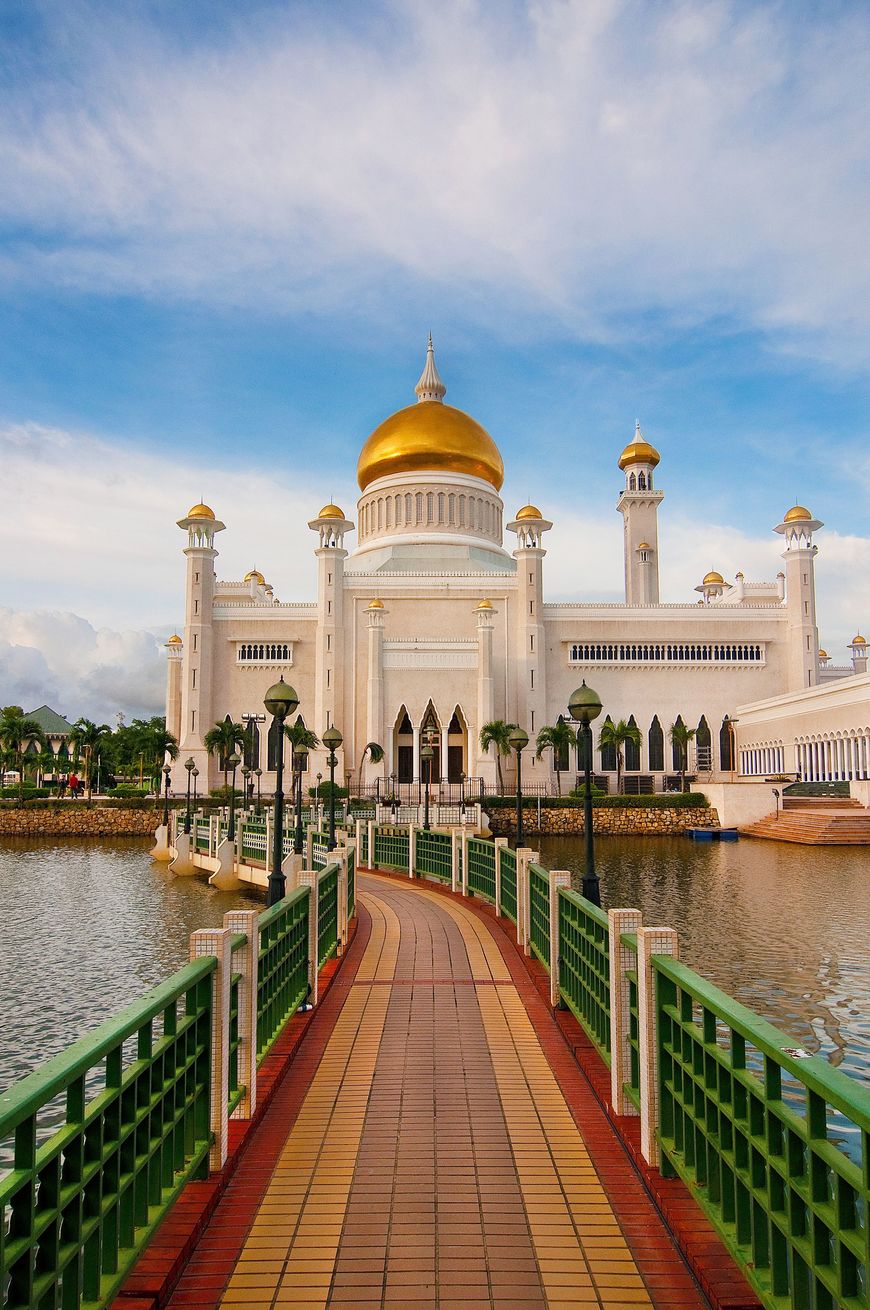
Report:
597,718,642,794
357,741,385,796
0,707,46,798
143,720,179,788
204,719,247,790
69,719,111,800
479,720,517,795
669,720,697,792
284,720,320,806
535,719,575,795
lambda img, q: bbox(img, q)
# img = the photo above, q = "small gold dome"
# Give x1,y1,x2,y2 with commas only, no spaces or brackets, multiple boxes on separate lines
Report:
703,571,724,585
187,502,215,520
167,633,183,645
637,541,651,550
618,421,660,470
818,649,829,659
476,598,493,610
318,503,345,519
357,402,504,492
368,598,384,609
784,504,812,523
244,569,265,584
852,634,867,645
516,504,542,520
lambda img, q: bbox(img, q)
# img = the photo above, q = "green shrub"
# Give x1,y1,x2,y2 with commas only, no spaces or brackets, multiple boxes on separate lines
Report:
107,785,150,797
484,793,709,810
308,781,348,800
0,785,50,799
209,786,245,801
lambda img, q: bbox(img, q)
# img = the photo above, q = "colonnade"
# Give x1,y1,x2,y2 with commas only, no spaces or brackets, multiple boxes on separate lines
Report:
739,744,786,776
739,734,870,780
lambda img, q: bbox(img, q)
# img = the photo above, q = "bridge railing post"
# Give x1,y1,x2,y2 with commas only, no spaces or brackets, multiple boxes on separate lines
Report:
548,870,572,1008
493,838,508,917
189,925,232,1171
223,908,259,1119
608,908,643,1117
637,925,679,1164
305,825,314,869
451,828,461,893
297,868,320,1007
515,848,537,955
334,845,348,953
408,823,416,878
368,820,376,869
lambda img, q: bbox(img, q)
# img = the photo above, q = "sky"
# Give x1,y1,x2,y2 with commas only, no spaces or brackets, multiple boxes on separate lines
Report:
1,0,869,722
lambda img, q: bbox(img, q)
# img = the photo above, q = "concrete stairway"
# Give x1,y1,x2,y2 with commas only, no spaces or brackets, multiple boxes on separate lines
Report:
742,796,870,844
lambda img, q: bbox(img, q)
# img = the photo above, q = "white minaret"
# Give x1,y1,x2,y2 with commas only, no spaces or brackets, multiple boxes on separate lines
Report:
175,501,225,787
506,504,552,746
617,422,663,605
774,504,823,690
164,634,183,746
307,501,355,758
474,599,497,783
365,598,387,781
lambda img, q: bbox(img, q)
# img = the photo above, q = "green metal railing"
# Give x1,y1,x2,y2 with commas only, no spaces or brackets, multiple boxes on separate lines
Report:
347,844,355,919
317,864,339,968
311,835,329,871
373,825,410,872
466,837,496,901
240,821,267,864
256,888,309,1061
621,931,641,1112
358,823,369,866
227,932,247,1115
0,961,214,1310
528,862,551,967
557,889,611,1066
195,817,210,852
655,956,870,1310
416,829,453,882
500,846,518,924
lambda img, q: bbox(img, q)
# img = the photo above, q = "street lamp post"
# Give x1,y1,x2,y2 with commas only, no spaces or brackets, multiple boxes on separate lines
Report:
460,770,466,813
390,772,398,815
227,753,241,840
264,677,300,906
254,767,262,815
322,726,343,850
242,763,251,810
421,744,434,830
162,764,172,828
568,681,604,907
294,753,305,855
183,757,195,834
508,728,529,847
192,767,199,808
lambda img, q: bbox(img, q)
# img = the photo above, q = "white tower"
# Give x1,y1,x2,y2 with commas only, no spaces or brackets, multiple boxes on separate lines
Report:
774,504,823,691
175,501,225,785
507,504,552,746
849,634,868,675
617,422,663,605
307,502,355,754
474,599,497,783
164,634,183,746
365,598,387,782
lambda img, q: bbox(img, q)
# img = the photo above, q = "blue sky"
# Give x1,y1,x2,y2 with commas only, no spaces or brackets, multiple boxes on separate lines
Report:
1,0,868,718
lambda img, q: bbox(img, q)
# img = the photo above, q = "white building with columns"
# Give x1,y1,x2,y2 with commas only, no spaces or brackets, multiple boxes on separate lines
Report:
165,340,868,795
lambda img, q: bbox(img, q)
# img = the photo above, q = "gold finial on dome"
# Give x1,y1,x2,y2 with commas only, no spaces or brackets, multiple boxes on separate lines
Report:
851,633,867,646
784,504,812,523
318,502,345,520
166,633,183,645
244,568,265,584
516,503,542,520
476,598,493,610
618,419,661,471
187,501,215,520
703,570,724,585
368,598,384,609
415,333,447,403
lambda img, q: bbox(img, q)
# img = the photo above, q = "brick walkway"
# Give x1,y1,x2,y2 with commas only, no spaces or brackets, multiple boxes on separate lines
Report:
166,874,709,1310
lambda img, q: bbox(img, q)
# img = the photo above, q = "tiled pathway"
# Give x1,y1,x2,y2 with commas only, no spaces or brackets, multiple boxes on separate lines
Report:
168,874,709,1310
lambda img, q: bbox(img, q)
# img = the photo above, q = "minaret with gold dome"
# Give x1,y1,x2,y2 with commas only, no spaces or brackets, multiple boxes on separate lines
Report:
176,501,225,768
617,421,663,605
775,503,823,690
308,501,355,743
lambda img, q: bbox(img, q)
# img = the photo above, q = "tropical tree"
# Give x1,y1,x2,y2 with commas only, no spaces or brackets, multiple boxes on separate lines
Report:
204,719,247,790
357,741,385,795
0,707,46,797
534,719,576,795
69,719,112,800
669,720,697,792
141,719,179,788
597,718,642,794
284,720,320,807
479,720,518,795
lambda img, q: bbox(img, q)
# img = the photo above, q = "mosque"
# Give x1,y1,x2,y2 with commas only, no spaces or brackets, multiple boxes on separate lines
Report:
166,340,866,796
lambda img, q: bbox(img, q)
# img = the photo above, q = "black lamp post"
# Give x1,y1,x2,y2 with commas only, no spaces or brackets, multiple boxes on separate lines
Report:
242,763,251,809
162,764,172,827
183,757,195,833
227,752,241,840
192,766,199,808
294,753,305,854
322,725,343,850
264,677,300,906
254,766,262,815
460,770,466,812
421,744,434,830
568,681,604,906
508,728,529,846
391,772,398,814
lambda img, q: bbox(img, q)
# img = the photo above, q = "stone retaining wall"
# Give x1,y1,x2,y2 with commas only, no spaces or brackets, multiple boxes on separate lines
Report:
486,805,719,836
0,807,161,837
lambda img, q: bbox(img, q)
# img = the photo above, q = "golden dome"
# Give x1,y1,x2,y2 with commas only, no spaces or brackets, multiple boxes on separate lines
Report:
368,598,384,609
318,503,345,519
818,649,829,659
244,569,265,584
852,634,867,646
637,541,651,550
618,421,660,470
167,633,182,645
357,401,504,492
476,598,493,610
187,502,215,520
516,503,542,520
784,504,812,523
703,570,724,585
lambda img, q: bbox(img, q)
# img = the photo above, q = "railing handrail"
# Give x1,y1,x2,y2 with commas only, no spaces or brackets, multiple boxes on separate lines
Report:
0,956,216,1137
257,884,309,931
558,884,609,929
655,954,870,1122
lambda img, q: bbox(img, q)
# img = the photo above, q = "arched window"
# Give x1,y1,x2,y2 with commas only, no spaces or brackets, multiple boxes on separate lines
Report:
405,492,413,523
267,716,284,771
599,715,617,772
243,719,260,769
719,718,734,771
459,494,466,525
448,493,455,524
629,473,636,491
624,715,641,771
671,714,686,772
638,471,646,490
648,716,664,771
696,715,712,770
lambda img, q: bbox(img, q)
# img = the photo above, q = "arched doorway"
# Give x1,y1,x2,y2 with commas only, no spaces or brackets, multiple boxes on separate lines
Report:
394,707,413,784
421,704,441,782
447,707,468,783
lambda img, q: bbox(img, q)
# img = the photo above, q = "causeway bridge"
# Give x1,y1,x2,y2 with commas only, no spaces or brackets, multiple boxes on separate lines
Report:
2,816,869,1310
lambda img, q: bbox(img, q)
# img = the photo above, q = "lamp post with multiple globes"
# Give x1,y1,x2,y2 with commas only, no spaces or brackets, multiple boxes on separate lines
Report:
568,681,604,906
322,726,343,851
264,677,299,906
508,727,529,847
183,757,195,834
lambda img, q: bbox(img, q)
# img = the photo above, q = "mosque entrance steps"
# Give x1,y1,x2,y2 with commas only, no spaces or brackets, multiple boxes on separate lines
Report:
741,800,870,844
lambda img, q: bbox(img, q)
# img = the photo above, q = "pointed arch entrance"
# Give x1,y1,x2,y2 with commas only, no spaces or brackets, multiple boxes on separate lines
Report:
394,707,413,784
447,706,469,783
420,702,442,783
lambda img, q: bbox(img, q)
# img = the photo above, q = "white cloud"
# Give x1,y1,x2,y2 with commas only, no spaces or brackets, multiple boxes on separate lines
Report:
1,2,869,357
